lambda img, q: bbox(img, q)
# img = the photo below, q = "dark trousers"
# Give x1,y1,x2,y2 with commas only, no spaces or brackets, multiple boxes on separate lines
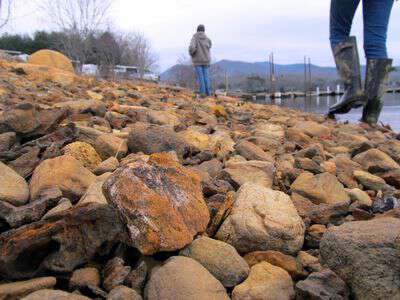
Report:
330,0,394,58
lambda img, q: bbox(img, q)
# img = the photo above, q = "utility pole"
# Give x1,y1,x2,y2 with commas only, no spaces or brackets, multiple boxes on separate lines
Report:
308,57,312,95
304,56,307,96
225,70,229,94
270,52,276,96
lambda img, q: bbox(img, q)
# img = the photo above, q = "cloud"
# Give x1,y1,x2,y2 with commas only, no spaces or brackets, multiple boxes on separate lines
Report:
4,0,400,71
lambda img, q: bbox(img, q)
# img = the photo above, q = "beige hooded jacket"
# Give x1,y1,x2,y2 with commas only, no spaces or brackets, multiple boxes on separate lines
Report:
189,32,212,66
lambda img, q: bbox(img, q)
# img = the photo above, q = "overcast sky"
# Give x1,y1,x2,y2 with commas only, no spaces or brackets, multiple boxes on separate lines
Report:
3,0,400,71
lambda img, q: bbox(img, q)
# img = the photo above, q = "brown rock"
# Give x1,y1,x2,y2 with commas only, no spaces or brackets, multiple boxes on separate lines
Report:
8,146,41,178
94,157,119,175
103,257,131,292
232,262,295,300
353,148,400,174
21,289,91,300
295,121,332,138
353,170,387,191
0,161,30,206
78,173,111,206
62,141,102,172
107,286,143,300
0,277,56,300
30,155,96,202
95,133,127,160
220,160,275,189
70,267,101,290
103,153,209,255
0,203,125,279
244,251,305,279
332,155,362,188
28,49,74,73
144,256,229,300
235,140,274,162
291,172,350,205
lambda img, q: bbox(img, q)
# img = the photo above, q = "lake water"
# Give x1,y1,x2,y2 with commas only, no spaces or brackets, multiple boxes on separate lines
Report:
256,93,400,133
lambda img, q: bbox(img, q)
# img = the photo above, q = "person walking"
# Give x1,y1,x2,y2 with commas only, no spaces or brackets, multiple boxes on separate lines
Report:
328,0,394,124
189,24,212,97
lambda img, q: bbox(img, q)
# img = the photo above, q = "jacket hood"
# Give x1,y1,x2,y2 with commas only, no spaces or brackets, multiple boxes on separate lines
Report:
194,32,208,39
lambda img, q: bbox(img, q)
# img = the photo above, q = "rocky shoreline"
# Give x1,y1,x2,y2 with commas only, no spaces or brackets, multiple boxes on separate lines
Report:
1,55,400,300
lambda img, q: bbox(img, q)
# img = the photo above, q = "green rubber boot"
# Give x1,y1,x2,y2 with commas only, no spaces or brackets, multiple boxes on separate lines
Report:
328,36,364,117
362,59,393,125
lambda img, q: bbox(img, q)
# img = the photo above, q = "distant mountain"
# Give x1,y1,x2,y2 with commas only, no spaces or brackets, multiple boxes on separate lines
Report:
161,59,400,81
161,59,339,81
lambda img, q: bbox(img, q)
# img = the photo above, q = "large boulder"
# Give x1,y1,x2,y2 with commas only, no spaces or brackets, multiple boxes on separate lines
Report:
216,183,305,255
30,155,96,202
291,172,350,205
144,256,229,300
103,153,210,255
28,49,74,73
0,161,30,206
180,237,250,288
232,262,295,300
320,218,400,299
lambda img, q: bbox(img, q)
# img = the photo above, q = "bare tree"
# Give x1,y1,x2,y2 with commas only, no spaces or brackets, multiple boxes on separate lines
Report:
119,32,158,77
37,0,112,66
0,0,13,30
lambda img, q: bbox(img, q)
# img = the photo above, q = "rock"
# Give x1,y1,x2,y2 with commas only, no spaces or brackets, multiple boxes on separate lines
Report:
62,141,102,172
78,172,111,206
147,109,181,127
127,123,188,159
0,277,56,300
42,198,72,220
30,155,96,202
287,128,313,148
305,225,327,248
95,133,127,160
125,260,147,292
381,169,400,188
0,203,125,279
295,157,324,174
105,111,131,129
244,250,305,279
28,49,74,73
0,187,62,228
332,155,362,188
8,146,41,178
295,121,332,138
180,236,250,288
178,128,211,151
232,262,295,300
372,195,400,214
320,218,400,299
209,130,235,159
70,267,101,290
295,269,349,300
216,183,305,255
353,149,400,174
353,170,387,191
297,251,320,272
197,159,223,178
0,103,67,137
347,188,372,208
0,161,30,206
207,191,236,237
144,256,229,300
103,257,131,292
0,132,16,152
107,286,142,300
219,160,275,189
54,99,106,117
235,140,274,162
291,172,350,205
21,289,90,300
94,157,120,175
378,140,400,164
103,153,209,255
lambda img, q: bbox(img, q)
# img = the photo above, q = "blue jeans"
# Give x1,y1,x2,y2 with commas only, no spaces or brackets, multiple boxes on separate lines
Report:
195,65,212,96
330,0,394,58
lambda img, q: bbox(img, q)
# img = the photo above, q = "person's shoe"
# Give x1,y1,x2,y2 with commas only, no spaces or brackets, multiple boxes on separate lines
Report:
361,58,393,125
328,36,364,117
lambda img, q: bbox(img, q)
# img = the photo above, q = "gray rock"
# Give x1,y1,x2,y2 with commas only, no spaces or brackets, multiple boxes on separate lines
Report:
180,236,250,287
296,269,349,300
320,218,400,299
145,256,229,300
